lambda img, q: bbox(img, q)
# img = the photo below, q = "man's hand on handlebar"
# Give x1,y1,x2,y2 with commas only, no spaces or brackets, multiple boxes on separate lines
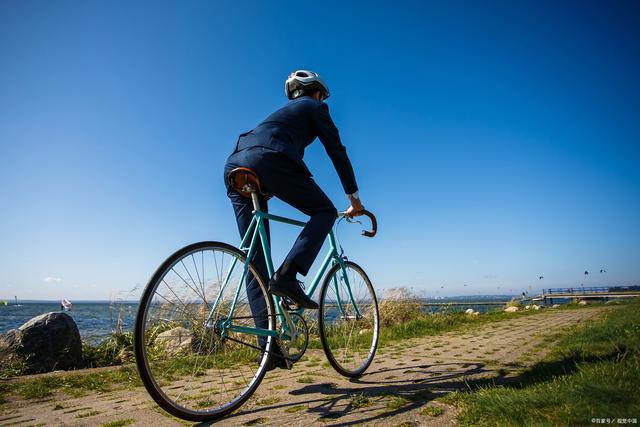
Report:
345,193,364,218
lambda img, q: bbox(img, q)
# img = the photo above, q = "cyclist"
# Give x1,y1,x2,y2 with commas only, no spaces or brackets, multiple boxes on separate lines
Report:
224,70,364,367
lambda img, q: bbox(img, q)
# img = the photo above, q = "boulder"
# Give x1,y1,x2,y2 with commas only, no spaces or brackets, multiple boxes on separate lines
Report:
551,304,560,308
464,308,475,315
0,312,82,374
578,300,588,305
156,327,192,354
504,306,519,313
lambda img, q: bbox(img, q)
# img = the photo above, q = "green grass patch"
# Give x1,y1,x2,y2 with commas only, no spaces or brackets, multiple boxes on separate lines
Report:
284,405,306,413
255,396,280,406
0,357,26,380
3,365,141,401
350,392,372,409
101,419,135,427
386,395,411,410
449,300,640,426
421,405,444,417
297,375,315,384
77,410,101,418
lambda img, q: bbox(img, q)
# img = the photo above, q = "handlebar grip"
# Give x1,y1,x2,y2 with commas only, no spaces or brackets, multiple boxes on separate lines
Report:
360,210,377,238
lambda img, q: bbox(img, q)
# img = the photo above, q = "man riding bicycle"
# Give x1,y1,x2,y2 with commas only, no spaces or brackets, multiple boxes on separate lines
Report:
224,70,364,368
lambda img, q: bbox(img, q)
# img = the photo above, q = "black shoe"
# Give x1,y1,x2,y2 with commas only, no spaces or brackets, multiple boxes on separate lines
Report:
268,273,319,310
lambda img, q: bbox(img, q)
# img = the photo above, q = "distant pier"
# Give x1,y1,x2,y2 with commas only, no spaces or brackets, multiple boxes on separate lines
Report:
541,285,640,305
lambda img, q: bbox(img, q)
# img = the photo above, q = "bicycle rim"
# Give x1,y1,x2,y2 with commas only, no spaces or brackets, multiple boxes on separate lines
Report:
319,261,379,377
134,241,274,421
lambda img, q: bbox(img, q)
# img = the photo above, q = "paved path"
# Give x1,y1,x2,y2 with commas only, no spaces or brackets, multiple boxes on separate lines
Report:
0,307,606,427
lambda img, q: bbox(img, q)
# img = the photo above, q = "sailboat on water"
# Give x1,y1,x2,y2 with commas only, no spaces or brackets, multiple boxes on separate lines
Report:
60,299,72,311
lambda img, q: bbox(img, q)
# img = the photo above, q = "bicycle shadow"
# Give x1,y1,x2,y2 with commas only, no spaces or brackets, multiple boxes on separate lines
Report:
197,360,504,426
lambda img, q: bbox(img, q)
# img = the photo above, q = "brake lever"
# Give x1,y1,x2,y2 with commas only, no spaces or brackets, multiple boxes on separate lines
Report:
344,216,363,225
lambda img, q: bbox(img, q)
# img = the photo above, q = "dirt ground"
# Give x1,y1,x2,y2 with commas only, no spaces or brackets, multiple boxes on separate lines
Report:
0,307,606,427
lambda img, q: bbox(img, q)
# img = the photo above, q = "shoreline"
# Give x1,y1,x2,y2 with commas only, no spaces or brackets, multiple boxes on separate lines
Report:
0,305,617,426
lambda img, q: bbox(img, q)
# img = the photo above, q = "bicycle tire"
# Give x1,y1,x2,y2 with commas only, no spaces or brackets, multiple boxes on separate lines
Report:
134,241,275,421
318,260,379,378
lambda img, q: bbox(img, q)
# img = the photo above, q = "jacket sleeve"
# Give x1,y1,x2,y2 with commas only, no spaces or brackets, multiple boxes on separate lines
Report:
312,103,359,194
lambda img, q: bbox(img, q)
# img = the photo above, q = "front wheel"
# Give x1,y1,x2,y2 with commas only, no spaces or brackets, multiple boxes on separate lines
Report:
318,261,379,378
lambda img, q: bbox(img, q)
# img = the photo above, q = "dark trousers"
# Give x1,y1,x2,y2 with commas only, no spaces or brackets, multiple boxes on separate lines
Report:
224,147,337,347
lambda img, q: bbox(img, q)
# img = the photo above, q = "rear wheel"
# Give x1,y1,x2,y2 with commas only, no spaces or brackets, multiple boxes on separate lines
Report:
318,261,379,377
134,241,274,421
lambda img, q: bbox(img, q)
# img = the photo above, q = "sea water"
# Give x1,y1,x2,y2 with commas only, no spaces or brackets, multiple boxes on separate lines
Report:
0,301,137,345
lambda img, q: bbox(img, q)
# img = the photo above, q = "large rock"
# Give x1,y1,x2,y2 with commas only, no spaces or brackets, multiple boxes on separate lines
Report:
504,306,520,312
156,327,192,354
0,312,82,374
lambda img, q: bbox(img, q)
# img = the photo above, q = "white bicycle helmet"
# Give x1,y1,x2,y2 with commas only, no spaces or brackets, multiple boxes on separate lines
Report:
285,70,330,100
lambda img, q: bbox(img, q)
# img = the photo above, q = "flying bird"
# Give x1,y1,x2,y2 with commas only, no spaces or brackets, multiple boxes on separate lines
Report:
584,271,589,275
600,269,606,273
538,276,544,280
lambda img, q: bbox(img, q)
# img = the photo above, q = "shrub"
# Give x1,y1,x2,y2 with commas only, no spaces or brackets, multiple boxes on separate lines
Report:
82,331,134,368
378,287,424,327
504,298,523,309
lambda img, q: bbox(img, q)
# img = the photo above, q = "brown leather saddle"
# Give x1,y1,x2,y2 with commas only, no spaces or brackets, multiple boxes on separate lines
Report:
227,167,273,199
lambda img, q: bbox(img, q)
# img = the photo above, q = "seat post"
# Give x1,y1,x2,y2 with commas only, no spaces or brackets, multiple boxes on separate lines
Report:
250,189,261,211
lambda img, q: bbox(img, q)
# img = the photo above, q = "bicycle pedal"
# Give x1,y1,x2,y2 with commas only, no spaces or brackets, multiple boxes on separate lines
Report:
281,297,299,311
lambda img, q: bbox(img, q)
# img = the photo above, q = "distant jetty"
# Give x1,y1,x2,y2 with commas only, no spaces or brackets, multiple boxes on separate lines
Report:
539,285,640,305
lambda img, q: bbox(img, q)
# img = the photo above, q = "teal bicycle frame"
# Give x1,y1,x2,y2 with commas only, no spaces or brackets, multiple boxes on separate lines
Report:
206,208,360,342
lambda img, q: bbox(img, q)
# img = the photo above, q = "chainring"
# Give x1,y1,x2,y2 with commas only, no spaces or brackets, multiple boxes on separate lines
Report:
279,312,309,362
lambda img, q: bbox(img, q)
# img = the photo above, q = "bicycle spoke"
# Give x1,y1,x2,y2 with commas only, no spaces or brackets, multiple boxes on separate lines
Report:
320,262,379,377
137,243,273,419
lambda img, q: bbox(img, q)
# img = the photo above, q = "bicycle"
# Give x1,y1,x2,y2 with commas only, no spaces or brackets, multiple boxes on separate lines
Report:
134,167,379,421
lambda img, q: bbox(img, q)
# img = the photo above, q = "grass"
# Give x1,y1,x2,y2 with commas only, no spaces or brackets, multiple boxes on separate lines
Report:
255,396,280,406
386,395,411,410
77,410,101,418
297,375,315,383
101,419,135,427
284,404,306,413
350,392,372,409
0,364,141,403
82,332,134,368
421,405,444,417
446,300,640,426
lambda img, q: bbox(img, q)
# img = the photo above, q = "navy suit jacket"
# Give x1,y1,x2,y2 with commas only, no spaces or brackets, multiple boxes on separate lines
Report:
234,96,358,195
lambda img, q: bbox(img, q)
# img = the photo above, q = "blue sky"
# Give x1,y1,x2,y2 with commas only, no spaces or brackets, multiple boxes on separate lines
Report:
1,1,639,300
